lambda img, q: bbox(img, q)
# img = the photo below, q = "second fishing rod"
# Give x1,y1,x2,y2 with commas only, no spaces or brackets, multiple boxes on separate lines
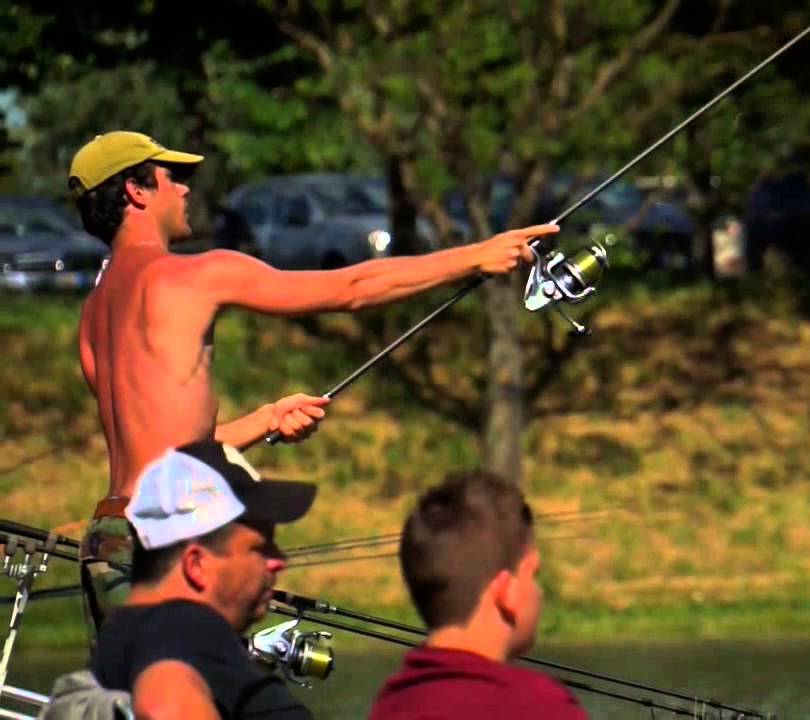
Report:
269,590,768,718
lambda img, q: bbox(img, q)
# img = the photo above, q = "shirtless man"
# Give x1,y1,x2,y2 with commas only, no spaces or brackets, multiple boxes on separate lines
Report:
68,130,559,638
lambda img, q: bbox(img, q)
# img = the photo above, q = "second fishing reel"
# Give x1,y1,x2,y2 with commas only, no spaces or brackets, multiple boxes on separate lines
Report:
523,241,609,335
249,616,334,688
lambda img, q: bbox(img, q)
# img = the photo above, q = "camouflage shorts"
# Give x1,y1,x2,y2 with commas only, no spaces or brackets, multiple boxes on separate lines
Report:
79,516,133,649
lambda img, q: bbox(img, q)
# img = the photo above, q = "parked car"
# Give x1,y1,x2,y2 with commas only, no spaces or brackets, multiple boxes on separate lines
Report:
445,173,696,269
444,174,570,236
744,168,810,272
0,195,108,292
561,175,696,270
213,173,436,270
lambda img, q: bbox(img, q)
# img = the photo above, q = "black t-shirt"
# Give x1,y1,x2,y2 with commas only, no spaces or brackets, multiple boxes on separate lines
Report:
91,599,312,720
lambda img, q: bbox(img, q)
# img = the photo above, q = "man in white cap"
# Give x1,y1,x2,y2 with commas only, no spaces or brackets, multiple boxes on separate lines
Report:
67,130,559,638
89,440,316,719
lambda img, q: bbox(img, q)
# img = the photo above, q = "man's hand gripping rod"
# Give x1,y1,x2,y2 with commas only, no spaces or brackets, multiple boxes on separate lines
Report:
267,24,810,445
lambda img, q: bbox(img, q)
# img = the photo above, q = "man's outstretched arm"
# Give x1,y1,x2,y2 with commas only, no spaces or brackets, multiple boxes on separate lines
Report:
215,393,329,450
185,224,559,316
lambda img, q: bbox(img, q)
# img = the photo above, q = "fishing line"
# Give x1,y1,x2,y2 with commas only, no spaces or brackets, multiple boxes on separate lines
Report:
285,507,624,558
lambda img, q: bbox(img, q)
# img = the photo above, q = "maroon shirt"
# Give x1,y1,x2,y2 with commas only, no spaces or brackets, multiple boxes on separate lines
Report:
369,646,589,720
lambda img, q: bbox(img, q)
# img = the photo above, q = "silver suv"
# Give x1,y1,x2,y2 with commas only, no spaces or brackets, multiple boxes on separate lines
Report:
213,173,434,269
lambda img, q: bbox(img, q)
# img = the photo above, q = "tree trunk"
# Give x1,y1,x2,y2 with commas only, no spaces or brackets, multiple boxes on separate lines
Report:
482,273,525,485
686,126,716,278
685,168,717,278
386,157,421,255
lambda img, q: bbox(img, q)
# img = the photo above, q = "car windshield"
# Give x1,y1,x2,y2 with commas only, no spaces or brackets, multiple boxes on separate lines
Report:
579,180,644,211
0,202,78,237
445,179,517,223
304,178,389,215
489,180,517,223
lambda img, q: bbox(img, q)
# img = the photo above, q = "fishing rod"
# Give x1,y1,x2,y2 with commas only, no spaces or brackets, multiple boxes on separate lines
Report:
0,519,770,717
0,577,771,716
266,23,810,445
287,551,399,568
286,533,595,568
0,585,83,606
268,599,767,718
0,520,79,550
270,589,766,718
283,507,621,557
0,511,597,568
285,534,400,558
0,522,79,566
268,605,705,717
0,445,73,479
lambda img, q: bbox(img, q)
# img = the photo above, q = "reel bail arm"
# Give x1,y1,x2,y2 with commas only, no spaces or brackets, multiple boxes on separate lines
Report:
249,615,334,688
523,242,609,335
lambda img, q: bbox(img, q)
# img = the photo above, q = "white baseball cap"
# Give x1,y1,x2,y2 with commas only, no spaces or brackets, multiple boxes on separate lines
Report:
126,441,316,550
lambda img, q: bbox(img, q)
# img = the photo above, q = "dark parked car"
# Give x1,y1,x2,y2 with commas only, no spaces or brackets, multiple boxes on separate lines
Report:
445,174,695,269
560,175,695,269
0,195,108,292
744,168,810,271
213,173,435,270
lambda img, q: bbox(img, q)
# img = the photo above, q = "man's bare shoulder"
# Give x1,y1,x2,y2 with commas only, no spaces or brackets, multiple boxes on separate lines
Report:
147,249,284,304
141,249,244,287
139,250,243,321
135,250,213,298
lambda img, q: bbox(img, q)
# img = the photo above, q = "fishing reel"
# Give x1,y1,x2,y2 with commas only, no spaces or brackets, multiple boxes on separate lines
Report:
248,616,334,688
523,242,609,335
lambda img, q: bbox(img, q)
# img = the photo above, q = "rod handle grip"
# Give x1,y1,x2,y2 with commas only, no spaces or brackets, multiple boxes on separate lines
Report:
266,430,282,445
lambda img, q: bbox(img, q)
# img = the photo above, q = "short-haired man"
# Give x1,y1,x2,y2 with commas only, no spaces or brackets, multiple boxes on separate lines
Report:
68,130,559,638
90,440,316,719
369,470,588,719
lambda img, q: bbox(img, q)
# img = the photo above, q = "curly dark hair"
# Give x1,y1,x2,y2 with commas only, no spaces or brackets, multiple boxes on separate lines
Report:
70,161,159,245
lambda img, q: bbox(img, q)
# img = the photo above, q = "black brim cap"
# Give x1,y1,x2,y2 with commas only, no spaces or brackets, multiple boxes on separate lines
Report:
175,441,317,526
237,478,316,525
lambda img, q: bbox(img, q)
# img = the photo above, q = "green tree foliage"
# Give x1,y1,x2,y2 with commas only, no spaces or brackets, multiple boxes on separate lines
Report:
202,40,378,178
19,65,190,195
267,0,810,482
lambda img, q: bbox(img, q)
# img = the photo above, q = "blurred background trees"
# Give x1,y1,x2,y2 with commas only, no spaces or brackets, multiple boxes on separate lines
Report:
1,0,808,484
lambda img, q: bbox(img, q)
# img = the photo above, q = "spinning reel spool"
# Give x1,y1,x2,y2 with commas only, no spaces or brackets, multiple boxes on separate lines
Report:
249,616,334,688
524,241,609,335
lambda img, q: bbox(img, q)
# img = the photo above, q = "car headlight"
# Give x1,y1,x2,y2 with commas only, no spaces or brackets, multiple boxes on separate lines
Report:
368,230,391,254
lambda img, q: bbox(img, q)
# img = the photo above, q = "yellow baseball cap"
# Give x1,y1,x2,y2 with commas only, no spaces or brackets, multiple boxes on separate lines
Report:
68,130,204,196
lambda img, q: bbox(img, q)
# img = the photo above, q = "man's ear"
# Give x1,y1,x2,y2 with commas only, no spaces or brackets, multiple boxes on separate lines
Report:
181,544,208,592
124,177,150,209
491,568,518,625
